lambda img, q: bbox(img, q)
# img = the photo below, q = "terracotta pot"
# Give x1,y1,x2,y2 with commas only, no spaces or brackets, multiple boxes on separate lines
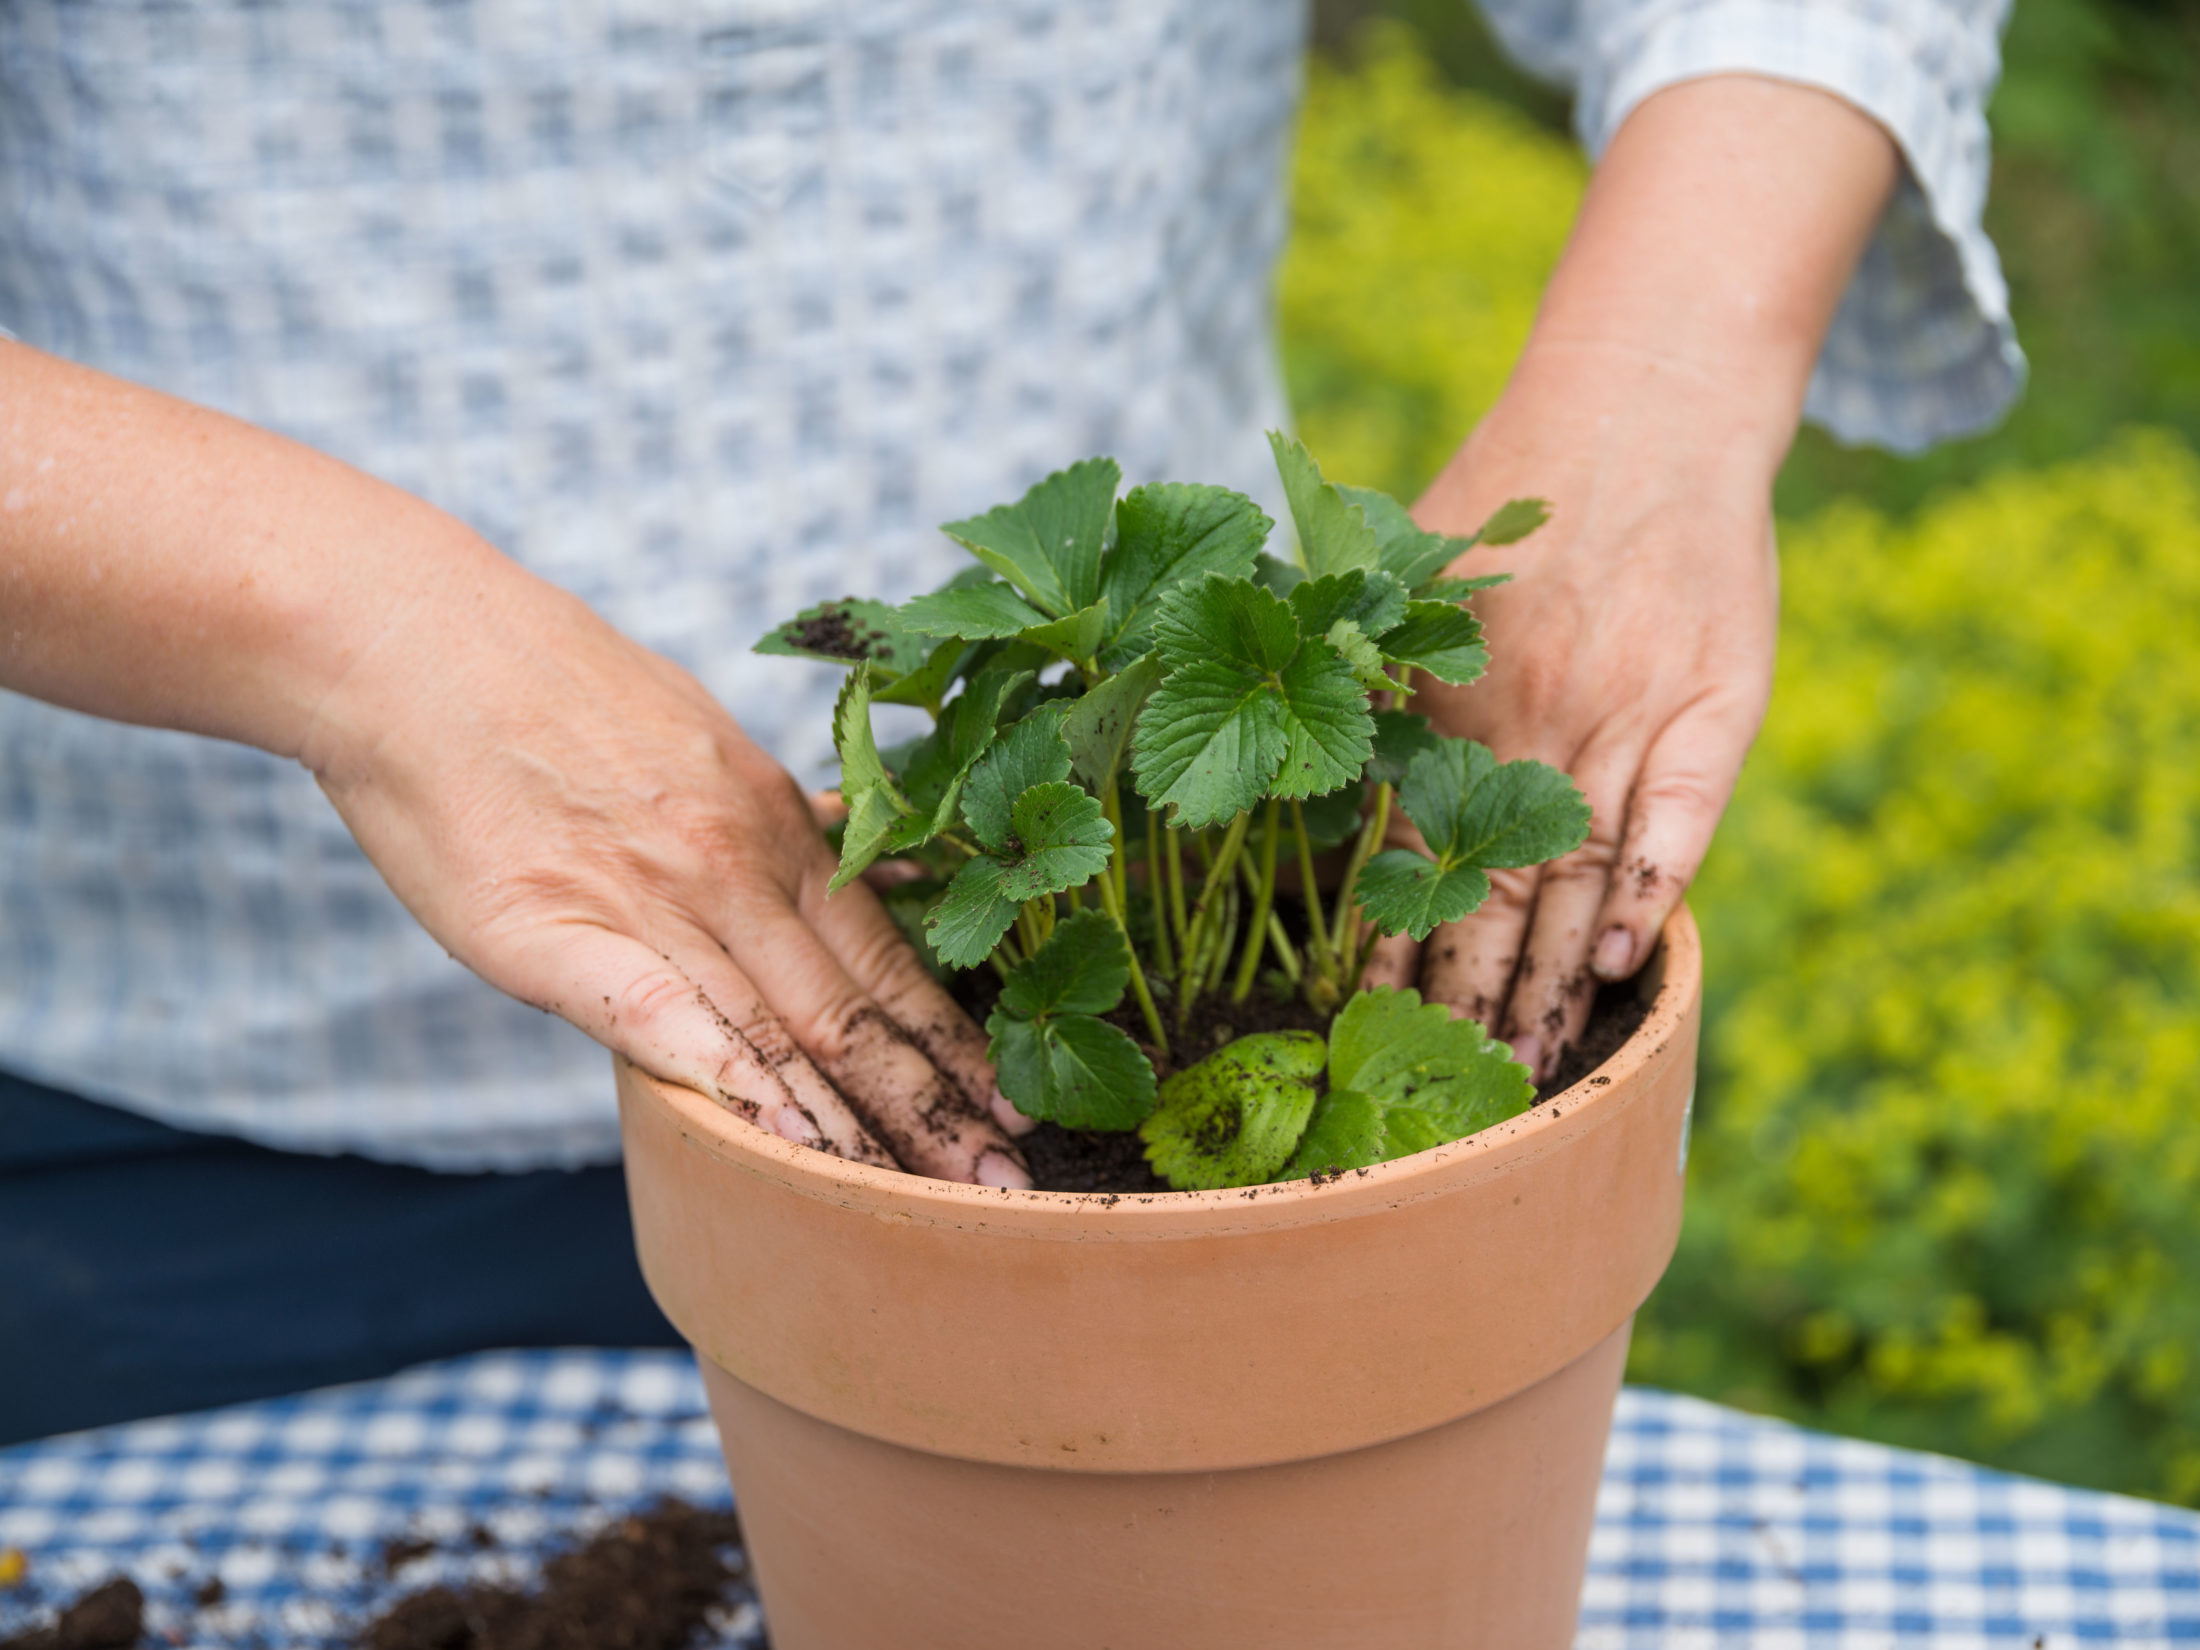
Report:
618,906,1701,1649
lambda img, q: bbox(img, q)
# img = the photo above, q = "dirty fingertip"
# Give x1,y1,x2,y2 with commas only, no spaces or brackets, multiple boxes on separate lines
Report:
1508,1033,1544,1082
975,1149,1033,1190
771,1106,824,1148
989,1085,1038,1137
1591,925,1637,981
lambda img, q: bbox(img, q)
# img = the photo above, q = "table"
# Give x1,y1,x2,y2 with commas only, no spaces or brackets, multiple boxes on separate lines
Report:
2,1351,2195,1648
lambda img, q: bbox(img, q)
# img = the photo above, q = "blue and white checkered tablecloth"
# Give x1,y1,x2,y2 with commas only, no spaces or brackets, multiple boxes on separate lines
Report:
2,1352,2195,1648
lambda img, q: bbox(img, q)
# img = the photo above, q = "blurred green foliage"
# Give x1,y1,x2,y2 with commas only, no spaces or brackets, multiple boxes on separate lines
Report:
1280,27,1583,504
1637,434,2200,1505
1288,5,2200,1502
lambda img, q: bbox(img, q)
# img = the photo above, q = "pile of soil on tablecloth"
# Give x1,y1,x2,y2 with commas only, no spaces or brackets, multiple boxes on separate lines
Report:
0,1577,144,1650
356,1500,748,1650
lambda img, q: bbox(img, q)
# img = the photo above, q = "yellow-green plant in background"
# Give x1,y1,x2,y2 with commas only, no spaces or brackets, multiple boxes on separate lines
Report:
1280,24,1583,504
1636,432,2200,1505
1284,26,2200,1505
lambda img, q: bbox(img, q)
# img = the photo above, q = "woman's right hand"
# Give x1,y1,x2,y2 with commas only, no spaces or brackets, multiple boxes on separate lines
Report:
0,342,1028,1186
298,545,1031,1187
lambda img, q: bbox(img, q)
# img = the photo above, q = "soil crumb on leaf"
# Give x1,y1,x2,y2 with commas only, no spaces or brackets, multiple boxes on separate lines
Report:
356,1499,746,1650
0,1576,144,1650
789,602,887,661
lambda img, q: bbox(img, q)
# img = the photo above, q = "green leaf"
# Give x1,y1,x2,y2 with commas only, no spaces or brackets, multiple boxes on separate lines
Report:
1287,568,1409,640
897,582,1049,641
891,667,1033,846
1150,573,1300,674
985,910,1155,1130
871,638,974,709
1018,598,1111,663
999,907,1132,1018
1139,1031,1327,1190
1250,552,1307,598
754,598,935,678
830,665,915,893
1099,483,1271,660
1400,740,1591,870
1336,484,1467,588
926,856,1024,968
988,1011,1157,1131
994,781,1115,901
1475,497,1550,547
1287,988,1531,1176
961,703,1073,851
1377,600,1489,686
1281,1089,1392,1176
1132,659,1289,827
1267,431,1381,577
942,457,1121,616
927,779,1112,969
1366,710,1439,787
1325,619,1397,691
1063,653,1164,794
1414,573,1512,602
1132,579,1376,827
1353,849,1493,940
1271,642,1378,801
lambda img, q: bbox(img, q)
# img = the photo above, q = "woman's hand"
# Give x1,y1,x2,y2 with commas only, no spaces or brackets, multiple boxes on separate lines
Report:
300,561,1031,1184
1365,342,1779,1078
1363,75,1898,1080
0,342,1027,1184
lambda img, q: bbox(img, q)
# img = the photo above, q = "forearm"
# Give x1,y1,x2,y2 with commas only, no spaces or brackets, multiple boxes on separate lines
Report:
1509,73,1899,474
0,341,522,761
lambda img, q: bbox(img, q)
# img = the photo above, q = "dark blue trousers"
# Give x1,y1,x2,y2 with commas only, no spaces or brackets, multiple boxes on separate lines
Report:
0,1067,679,1446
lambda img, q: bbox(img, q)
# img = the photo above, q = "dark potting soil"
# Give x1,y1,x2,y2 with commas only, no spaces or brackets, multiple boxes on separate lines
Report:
1534,981,1650,1103
950,926,1654,1196
1019,985,1650,1196
1018,1123,1170,1195
0,1577,144,1650
355,1500,747,1650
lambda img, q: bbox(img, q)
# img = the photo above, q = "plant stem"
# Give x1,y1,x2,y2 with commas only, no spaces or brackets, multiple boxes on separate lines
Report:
1095,860,1170,1057
1207,881,1240,996
1146,810,1176,975
1163,823,1189,956
1265,909,1302,983
1178,811,1250,1016
1102,783,1132,914
1289,798,1337,984
1231,797,1282,1002
1332,779,1392,977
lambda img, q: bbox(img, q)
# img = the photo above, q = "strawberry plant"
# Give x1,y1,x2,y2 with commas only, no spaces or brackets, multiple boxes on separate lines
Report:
759,434,1591,1190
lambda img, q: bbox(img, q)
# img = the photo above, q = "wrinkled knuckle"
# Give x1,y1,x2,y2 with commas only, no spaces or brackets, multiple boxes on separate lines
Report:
1634,772,1724,825
727,1003,803,1068
1545,836,1619,886
609,968,707,1034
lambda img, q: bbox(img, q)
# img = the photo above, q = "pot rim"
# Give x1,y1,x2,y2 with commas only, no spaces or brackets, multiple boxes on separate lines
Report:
633,903,1698,1240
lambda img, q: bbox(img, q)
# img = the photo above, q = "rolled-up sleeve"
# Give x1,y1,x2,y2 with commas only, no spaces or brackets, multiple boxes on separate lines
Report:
1474,0,2025,452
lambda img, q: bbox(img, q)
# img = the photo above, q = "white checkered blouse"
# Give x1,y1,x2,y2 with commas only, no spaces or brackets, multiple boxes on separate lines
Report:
0,0,2021,1169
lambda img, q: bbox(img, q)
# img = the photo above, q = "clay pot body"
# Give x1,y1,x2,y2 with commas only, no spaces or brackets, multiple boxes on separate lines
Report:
619,908,1701,1650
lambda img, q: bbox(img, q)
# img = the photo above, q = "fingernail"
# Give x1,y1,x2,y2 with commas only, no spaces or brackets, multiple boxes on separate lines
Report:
1509,1034,1543,1079
1592,926,1636,980
772,1107,823,1148
975,1150,1032,1191
989,1085,1037,1137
